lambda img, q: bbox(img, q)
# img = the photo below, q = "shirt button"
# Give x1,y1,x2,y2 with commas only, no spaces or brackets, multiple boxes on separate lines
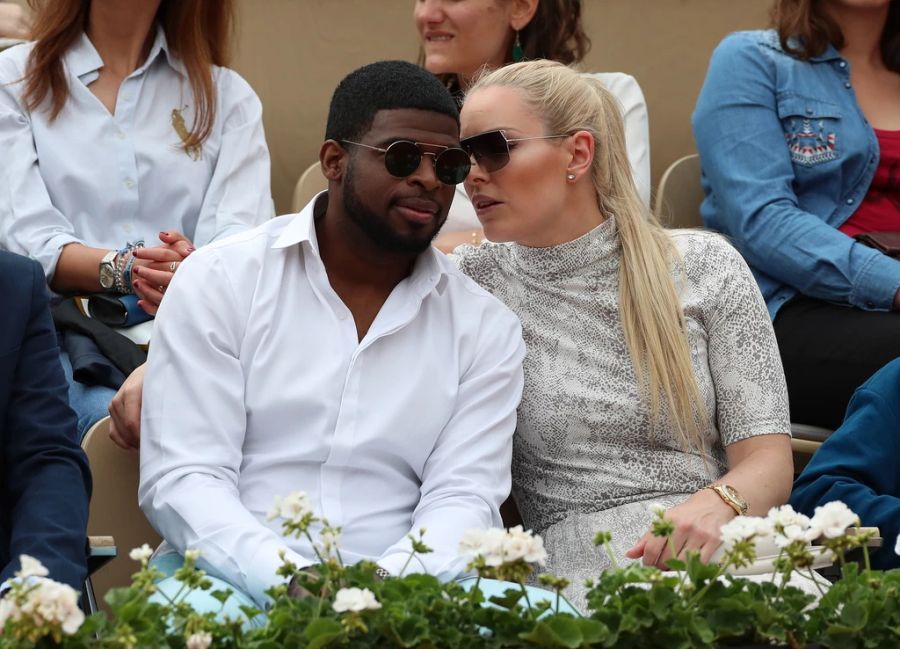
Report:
121,92,132,101
123,224,133,234
124,179,135,189
844,81,852,89
846,198,854,205
839,61,847,68
116,130,126,140
805,108,813,116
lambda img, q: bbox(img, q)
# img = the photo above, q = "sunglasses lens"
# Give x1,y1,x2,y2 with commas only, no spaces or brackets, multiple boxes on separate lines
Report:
383,141,422,178
435,148,471,185
461,131,510,173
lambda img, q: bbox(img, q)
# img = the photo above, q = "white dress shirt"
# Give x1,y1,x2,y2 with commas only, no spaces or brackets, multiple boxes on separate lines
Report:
139,194,526,608
0,27,273,279
442,71,651,232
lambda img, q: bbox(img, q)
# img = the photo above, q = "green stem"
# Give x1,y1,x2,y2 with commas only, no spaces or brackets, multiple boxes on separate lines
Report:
303,530,327,566
862,542,871,573
518,581,534,620
804,567,828,597
602,540,620,570
399,550,416,577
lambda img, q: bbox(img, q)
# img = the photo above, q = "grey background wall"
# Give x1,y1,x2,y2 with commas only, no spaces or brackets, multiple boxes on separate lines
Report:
232,0,772,214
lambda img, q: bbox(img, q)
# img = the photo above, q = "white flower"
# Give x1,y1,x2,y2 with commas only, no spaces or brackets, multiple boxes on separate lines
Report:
186,631,213,649
720,516,772,550
184,549,202,562
0,596,21,627
267,491,313,523
15,555,49,579
17,580,84,635
894,533,899,557
648,502,667,516
332,587,381,613
318,528,341,555
808,501,859,539
766,505,813,547
458,526,546,567
128,544,154,563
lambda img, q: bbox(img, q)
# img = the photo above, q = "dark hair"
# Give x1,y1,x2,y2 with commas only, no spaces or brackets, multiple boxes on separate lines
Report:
325,60,460,143
771,0,900,71
24,0,234,149
426,0,591,96
520,0,591,65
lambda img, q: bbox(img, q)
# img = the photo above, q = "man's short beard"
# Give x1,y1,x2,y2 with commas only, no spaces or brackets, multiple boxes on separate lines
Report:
342,161,444,255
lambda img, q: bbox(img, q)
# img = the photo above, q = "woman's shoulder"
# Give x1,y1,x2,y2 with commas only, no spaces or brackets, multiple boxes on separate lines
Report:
211,65,260,104
0,41,33,84
711,29,796,65
450,241,511,290
667,228,749,284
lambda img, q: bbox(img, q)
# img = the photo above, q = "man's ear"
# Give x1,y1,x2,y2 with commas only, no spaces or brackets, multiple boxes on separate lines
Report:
509,0,539,31
320,140,347,182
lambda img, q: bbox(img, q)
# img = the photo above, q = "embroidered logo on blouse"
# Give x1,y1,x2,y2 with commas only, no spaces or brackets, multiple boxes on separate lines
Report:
784,118,837,167
171,106,202,161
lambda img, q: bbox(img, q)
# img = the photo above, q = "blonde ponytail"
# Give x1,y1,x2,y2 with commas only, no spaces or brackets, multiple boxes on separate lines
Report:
468,60,706,454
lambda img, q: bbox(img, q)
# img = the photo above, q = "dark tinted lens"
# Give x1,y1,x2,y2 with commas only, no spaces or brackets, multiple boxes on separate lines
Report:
434,147,471,185
460,130,510,172
383,141,422,177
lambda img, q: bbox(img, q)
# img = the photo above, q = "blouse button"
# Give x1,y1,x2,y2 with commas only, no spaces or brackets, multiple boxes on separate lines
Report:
839,61,847,68
124,179,135,189
846,198,854,205
844,81,852,89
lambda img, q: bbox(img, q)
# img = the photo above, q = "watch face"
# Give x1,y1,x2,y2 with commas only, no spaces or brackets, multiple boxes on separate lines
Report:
100,265,115,289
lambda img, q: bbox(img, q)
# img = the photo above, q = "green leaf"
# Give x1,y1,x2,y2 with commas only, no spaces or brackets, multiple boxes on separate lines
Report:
210,588,233,604
488,589,524,610
519,617,584,648
576,617,611,645
304,617,344,649
839,601,868,629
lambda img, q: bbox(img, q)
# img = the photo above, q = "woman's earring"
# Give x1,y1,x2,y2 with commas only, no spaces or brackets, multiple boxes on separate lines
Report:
512,30,524,62
566,173,576,181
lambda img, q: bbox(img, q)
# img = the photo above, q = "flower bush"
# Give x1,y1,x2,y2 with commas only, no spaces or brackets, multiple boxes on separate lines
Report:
1,495,897,649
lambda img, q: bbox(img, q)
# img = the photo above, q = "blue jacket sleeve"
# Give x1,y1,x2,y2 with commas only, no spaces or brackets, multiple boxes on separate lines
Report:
1,258,92,590
790,362,900,569
692,33,900,311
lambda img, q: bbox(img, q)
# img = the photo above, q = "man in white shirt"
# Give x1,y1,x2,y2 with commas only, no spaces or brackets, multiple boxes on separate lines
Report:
138,60,525,617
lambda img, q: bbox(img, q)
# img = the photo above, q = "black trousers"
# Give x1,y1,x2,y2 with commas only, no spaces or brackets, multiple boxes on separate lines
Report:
773,295,900,430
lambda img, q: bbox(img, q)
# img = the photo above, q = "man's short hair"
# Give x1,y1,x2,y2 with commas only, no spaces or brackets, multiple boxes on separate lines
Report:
325,60,460,143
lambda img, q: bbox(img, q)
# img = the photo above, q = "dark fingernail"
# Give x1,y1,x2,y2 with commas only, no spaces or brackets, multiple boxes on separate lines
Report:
133,267,141,275
160,231,169,237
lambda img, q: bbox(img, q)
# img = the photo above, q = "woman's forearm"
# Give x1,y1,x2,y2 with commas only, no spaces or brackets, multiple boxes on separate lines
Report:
718,434,794,516
51,243,111,294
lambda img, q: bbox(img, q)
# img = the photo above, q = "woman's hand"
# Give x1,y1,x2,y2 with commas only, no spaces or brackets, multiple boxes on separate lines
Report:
0,3,31,40
625,489,736,569
131,231,195,314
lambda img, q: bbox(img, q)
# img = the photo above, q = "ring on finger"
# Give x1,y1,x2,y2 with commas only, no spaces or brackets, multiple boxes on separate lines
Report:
169,261,178,272
158,285,166,293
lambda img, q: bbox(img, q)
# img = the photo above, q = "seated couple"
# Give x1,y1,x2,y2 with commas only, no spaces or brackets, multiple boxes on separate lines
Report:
135,60,794,617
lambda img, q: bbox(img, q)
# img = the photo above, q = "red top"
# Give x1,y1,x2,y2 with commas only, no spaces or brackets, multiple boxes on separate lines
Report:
839,129,900,238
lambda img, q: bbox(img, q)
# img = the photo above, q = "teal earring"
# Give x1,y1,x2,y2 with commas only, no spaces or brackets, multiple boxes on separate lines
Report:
512,30,524,62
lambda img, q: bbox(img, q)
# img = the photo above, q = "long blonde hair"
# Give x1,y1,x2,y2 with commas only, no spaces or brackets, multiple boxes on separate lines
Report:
468,60,706,454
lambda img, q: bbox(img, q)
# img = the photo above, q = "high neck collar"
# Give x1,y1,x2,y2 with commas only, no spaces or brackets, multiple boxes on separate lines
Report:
508,217,619,279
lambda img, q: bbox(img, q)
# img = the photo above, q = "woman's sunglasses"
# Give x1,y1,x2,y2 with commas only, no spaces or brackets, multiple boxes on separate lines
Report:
459,129,570,173
341,140,471,185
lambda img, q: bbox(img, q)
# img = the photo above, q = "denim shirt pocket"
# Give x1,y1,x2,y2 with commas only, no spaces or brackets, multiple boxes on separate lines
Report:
777,95,842,168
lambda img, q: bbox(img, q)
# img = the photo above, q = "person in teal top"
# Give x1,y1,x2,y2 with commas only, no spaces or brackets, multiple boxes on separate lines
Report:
790,358,900,570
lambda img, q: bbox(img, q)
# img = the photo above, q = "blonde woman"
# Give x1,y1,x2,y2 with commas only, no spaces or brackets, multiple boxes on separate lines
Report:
453,60,794,609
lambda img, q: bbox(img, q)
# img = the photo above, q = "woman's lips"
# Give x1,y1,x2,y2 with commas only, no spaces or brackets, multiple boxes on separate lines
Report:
472,195,503,214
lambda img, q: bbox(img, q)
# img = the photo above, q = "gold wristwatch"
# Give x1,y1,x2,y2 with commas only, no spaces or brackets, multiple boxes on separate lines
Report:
705,484,748,516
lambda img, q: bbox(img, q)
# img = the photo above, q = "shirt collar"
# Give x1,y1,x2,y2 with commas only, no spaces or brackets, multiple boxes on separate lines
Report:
66,24,187,82
764,30,843,63
273,191,449,295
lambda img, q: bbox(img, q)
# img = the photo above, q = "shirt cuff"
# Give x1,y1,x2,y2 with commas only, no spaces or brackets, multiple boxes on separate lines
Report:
244,545,312,609
851,252,900,311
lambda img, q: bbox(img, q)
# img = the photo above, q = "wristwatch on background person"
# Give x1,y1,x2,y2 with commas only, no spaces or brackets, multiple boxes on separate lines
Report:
99,250,117,291
704,483,748,516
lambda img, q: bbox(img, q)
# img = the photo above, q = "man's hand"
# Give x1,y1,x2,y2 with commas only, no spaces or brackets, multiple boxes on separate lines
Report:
0,4,31,40
108,363,146,451
132,231,195,315
625,489,737,569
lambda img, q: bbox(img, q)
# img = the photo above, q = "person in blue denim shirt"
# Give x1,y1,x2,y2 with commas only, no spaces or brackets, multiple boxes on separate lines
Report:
693,0,900,430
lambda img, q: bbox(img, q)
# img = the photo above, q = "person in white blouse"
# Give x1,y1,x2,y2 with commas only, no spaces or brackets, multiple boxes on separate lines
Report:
413,0,650,251
138,61,525,620
0,0,272,437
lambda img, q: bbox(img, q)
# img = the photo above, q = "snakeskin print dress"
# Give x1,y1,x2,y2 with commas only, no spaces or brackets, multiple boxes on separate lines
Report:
454,218,791,610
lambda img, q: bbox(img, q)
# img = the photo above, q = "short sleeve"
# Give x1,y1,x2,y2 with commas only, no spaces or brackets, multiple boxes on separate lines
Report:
683,233,791,445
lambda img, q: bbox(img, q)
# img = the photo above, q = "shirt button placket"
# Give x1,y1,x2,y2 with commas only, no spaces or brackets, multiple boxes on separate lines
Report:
116,77,140,234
